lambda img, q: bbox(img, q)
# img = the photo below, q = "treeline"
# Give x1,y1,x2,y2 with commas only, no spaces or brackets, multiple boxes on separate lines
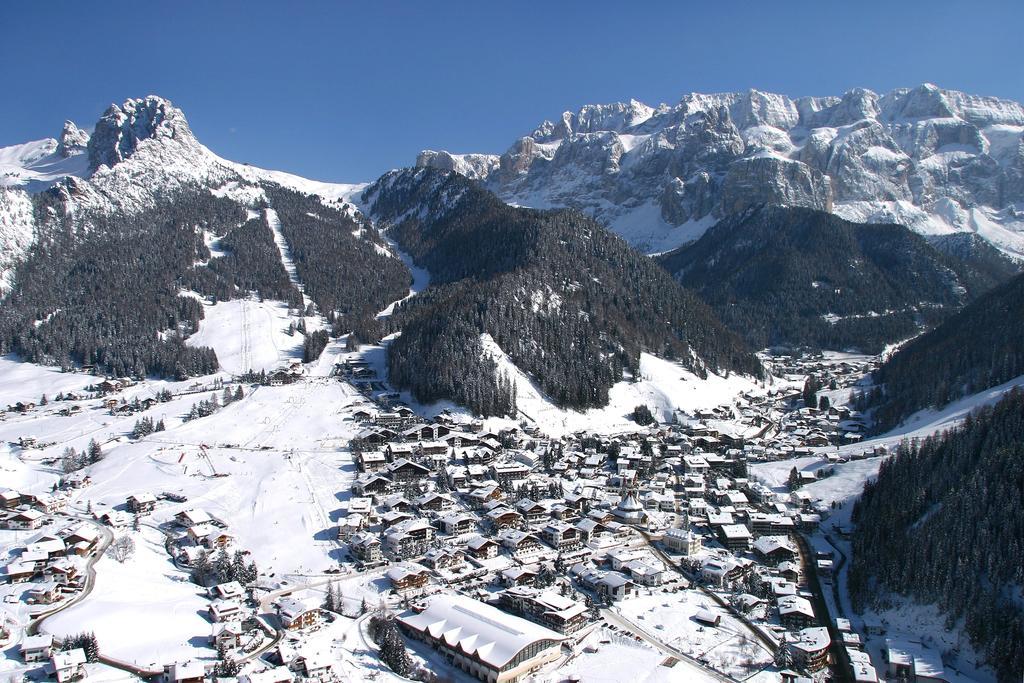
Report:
863,271,1024,432
367,169,760,414
849,389,1024,682
263,185,410,335
657,205,1015,353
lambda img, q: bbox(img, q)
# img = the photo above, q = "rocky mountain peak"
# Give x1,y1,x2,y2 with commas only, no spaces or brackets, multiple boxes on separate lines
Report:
87,96,196,171
417,83,1024,257
56,121,89,158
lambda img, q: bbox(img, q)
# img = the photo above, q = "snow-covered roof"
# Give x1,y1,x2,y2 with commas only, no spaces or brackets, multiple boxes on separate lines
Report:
790,626,831,653
398,594,565,669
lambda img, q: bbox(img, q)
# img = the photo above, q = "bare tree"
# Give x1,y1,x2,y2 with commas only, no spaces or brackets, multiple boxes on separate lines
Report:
106,535,136,563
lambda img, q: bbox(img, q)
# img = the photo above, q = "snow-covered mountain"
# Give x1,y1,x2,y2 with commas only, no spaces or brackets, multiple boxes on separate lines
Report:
416,84,1024,256
0,96,364,294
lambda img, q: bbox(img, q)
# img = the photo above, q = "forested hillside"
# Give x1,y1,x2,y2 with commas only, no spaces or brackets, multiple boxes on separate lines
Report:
364,168,761,415
0,185,258,377
850,389,1024,682
657,205,1011,353
863,271,1024,431
262,185,410,335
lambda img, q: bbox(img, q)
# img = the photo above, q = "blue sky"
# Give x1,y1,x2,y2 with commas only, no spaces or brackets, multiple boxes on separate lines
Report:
2,1,1022,182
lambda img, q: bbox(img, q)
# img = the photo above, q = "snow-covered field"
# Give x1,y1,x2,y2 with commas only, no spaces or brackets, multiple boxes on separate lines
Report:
615,590,773,678
46,525,211,668
186,298,304,374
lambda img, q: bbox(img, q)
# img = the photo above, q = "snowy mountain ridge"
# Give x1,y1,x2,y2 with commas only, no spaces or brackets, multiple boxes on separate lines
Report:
0,96,361,294
417,83,1024,256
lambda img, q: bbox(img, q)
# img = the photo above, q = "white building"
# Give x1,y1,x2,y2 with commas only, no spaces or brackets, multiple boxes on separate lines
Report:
398,594,566,683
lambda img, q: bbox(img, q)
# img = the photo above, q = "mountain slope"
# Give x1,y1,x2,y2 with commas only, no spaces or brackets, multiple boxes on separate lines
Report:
362,168,762,414
864,271,1024,431
656,205,1018,353
417,84,1024,256
850,389,1024,682
0,96,410,378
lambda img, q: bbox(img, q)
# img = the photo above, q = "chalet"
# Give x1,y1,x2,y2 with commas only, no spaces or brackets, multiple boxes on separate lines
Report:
374,412,403,428
387,443,417,461
0,489,20,508
336,514,365,541
63,524,100,550
748,512,796,537
296,654,333,681
351,408,375,423
27,538,67,560
43,558,82,584
165,661,207,683
489,462,530,489
716,524,752,551
3,508,44,530
438,513,477,536
779,560,801,583
515,499,548,525
497,586,588,634
199,528,234,550
467,484,503,508
462,446,495,466
211,620,245,650
485,506,523,530
277,597,321,630
788,627,831,672
355,427,393,446
50,648,87,683
127,492,157,514
385,458,431,485
701,557,753,589
497,529,545,560
3,561,35,583
398,594,566,683
357,450,387,473
27,581,62,605
380,510,413,529
383,518,435,559
572,565,634,602
778,595,817,629
20,633,53,663
413,491,448,512
445,466,469,489
624,559,665,586
540,522,583,551
443,432,479,448
465,535,499,560
500,566,539,587
268,370,294,386
209,599,243,622
387,563,431,593
209,581,245,601
352,474,391,498
349,532,383,564
422,547,466,572
753,536,798,565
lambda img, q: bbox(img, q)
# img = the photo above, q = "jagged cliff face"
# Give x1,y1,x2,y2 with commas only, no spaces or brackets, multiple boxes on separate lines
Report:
417,84,1024,256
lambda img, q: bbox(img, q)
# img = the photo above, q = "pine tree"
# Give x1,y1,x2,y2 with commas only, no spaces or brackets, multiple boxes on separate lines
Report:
191,549,212,585
88,439,103,463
